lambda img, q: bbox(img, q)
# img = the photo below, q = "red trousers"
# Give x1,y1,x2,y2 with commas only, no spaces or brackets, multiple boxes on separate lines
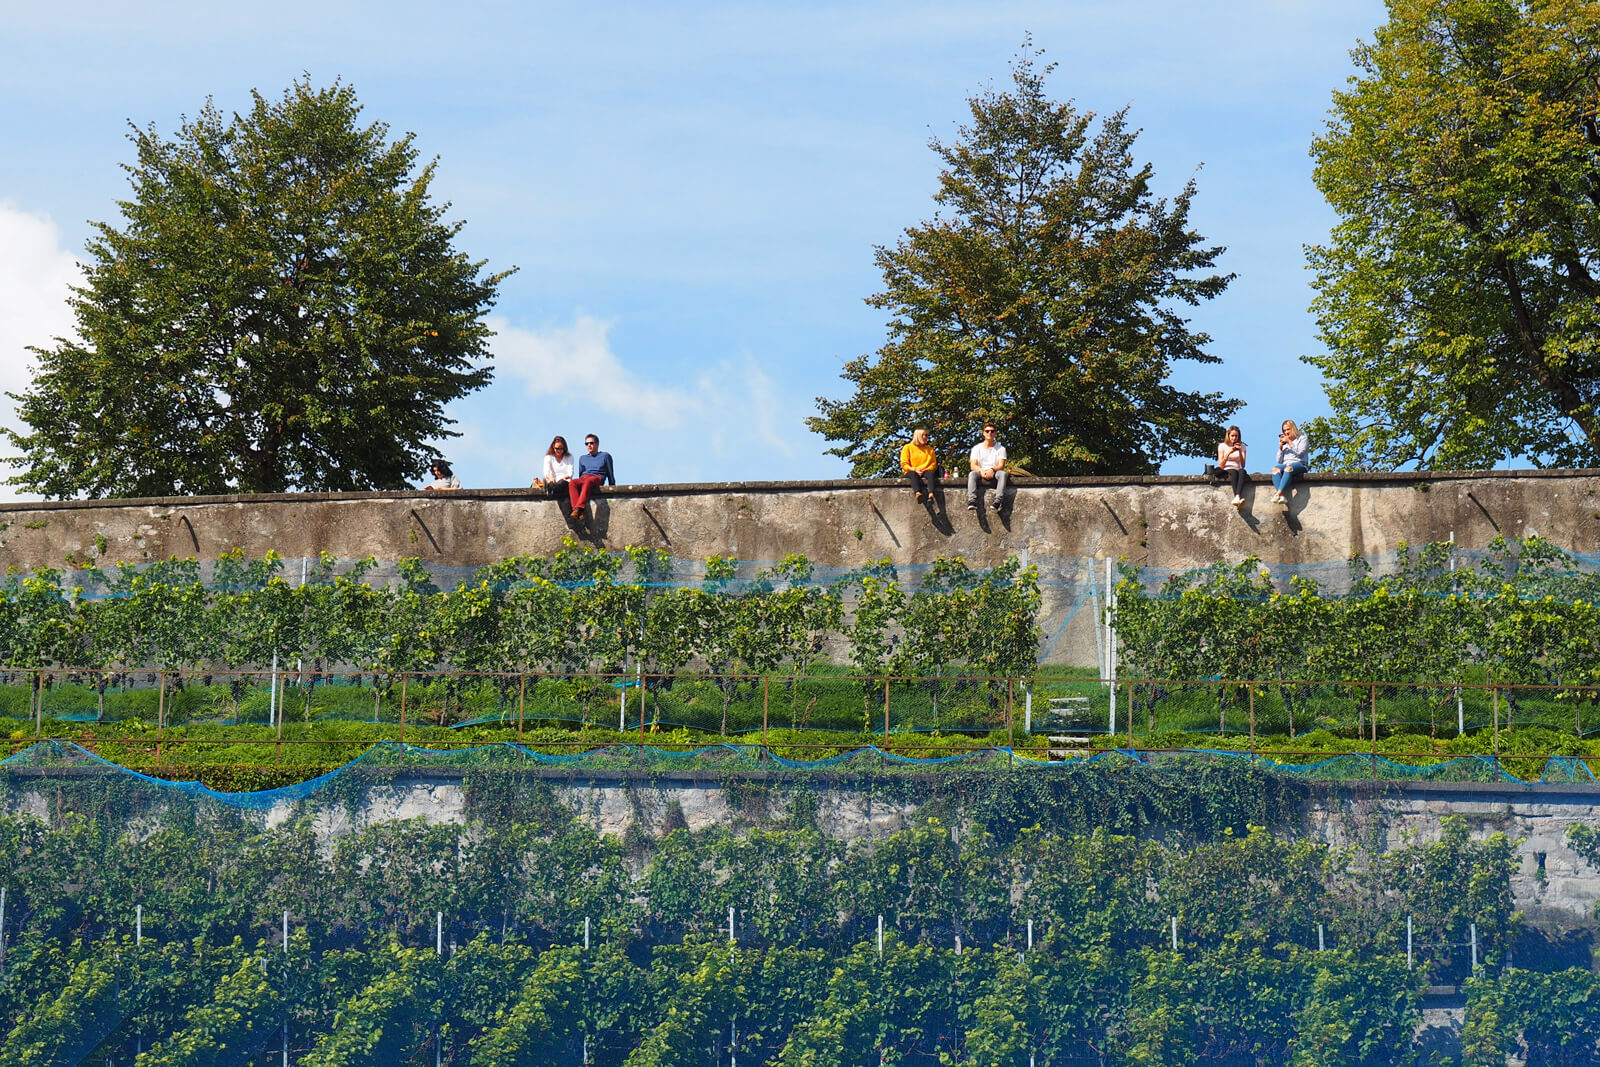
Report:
569,474,603,512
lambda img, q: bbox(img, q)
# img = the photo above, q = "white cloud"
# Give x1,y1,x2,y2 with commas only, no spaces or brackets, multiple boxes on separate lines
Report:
0,202,80,500
452,311,814,487
488,312,700,430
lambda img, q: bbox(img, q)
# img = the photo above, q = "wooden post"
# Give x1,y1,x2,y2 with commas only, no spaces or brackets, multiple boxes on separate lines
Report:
883,677,890,747
1007,679,1014,749
275,670,285,765
517,673,526,744
1492,684,1499,765
1370,682,1378,778
1248,682,1255,759
399,673,408,746
762,675,770,751
156,670,166,766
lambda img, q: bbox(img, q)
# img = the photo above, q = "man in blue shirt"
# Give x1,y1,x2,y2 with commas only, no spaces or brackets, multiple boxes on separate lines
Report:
569,433,616,518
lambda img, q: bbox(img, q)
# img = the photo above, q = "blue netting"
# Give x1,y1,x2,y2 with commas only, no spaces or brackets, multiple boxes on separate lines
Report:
5,738,1590,808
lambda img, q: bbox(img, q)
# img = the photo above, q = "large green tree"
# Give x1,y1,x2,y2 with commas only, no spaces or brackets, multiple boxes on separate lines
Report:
1307,0,1600,471
6,79,511,497
808,47,1238,477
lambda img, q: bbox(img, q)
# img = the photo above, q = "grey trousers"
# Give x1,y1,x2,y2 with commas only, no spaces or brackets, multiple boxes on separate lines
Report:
967,469,1009,505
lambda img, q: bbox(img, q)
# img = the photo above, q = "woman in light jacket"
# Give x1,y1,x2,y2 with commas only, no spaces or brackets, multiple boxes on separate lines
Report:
1270,420,1309,504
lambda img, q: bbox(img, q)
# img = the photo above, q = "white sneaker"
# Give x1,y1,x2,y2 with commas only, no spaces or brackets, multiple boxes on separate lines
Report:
1232,495,1244,508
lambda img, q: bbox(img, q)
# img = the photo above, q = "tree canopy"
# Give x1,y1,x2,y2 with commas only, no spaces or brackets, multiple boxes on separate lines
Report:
1307,0,1600,471
6,79,511,498
808,46,1238,477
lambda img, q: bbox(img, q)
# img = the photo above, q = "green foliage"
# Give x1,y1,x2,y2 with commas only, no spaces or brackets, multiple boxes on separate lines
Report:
808,42,1237,477
5,78,510,497
1115,536,1600,739
0,761,1543,1064
1461,967,1600,1066
1307,0,1600,470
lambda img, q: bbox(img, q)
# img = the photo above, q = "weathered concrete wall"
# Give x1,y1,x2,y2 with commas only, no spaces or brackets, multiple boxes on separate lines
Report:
2,469,1598,666
3,469,1597,573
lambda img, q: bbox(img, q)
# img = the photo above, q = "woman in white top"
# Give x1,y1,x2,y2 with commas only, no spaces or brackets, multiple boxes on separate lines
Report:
424,460,460,491
538,436,575,498
1215,426,1247,508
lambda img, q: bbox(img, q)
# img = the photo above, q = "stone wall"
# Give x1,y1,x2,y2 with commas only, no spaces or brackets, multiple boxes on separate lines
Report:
2,468,1598,666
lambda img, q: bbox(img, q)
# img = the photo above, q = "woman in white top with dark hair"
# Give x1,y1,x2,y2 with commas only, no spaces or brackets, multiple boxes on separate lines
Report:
423,459,460,490
537,436,575,499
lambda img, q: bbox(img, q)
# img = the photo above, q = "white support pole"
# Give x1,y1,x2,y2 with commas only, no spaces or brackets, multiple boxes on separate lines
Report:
619,685,626,731
1024,687,1032,734
955,934,962,956
1090,560,1105,684
1407,915,1413,968
877,915,884,957
1470,922,1478,970
0,886,7,973
728,906,735,945
584,916,591,950
1169,916,1177,952
1317,923,1325,952
1027,919,1033,951
283,910,289,952
269,651,279,727
136,904,142,946
1107,558,1117,733
1451,531,1465,735
436,912,443,956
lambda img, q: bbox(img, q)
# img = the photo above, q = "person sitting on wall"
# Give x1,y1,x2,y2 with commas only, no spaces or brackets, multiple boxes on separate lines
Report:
1216,427,1247,509
569,433,615,519
900,428,938,503
537,436,575,502
966,421,1009,513
423,459,460,491
1270,419,1310,505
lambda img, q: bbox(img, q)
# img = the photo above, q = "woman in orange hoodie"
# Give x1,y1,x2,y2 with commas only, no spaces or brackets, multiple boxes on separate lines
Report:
900,428,938,502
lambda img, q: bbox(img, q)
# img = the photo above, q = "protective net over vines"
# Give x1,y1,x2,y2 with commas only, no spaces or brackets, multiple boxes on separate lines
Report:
1,749,1592,1064
5,536,1600,763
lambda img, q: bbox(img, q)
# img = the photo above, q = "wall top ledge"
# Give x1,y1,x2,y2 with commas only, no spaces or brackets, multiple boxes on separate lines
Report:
2,466,1595,513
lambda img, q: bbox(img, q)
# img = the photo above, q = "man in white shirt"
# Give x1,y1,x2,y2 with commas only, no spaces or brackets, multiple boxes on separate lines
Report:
966,422,1009,512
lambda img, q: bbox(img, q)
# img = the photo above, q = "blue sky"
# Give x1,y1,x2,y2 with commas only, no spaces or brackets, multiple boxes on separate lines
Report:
0,0,1387,495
